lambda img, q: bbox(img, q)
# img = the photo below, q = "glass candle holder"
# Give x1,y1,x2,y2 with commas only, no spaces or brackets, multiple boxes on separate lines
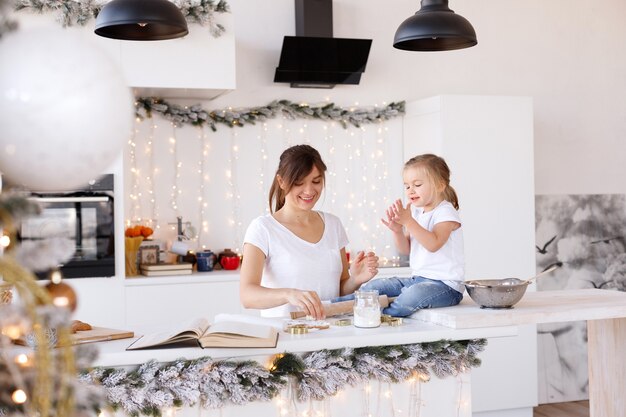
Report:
353,289,381,328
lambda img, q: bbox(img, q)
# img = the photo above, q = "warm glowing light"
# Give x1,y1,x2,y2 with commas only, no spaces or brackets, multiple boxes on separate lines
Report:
2,324,22,340
53,296,70,308
50,269,63,284
0,234,10,247
12,389,27,404
15,354,29,366
163,408,177,417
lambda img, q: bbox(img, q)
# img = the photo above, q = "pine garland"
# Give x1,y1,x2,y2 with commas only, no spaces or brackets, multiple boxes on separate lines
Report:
135,97,406,131
86,339,486,417
0,0,17,38
13,0,230,36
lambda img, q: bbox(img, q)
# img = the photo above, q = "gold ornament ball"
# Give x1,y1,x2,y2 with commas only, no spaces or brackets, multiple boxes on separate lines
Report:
44,281,78,312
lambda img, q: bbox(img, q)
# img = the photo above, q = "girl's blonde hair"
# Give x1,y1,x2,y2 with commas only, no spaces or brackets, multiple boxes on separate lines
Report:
268,144,327,213
404,154,459,210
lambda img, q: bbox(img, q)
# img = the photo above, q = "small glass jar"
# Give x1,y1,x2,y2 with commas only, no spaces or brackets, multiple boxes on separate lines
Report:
353,290,381,328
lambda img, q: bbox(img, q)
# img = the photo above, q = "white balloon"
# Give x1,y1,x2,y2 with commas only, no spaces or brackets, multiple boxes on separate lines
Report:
0,27,132,191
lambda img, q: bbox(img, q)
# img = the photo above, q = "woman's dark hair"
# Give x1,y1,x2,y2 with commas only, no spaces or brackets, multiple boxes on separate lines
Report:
268,144,327,213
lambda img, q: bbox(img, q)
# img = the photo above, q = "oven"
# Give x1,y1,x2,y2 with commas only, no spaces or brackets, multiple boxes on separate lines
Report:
19,174,116,279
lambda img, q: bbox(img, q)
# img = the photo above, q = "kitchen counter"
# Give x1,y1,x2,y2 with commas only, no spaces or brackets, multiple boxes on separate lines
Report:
91,315,515,417
413,289,626,417
93,315,516,367
87,288,626,417
124,269,241,286
122,266,411,286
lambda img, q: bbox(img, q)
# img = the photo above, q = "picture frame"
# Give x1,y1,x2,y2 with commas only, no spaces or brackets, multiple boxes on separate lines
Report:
138,245,160,266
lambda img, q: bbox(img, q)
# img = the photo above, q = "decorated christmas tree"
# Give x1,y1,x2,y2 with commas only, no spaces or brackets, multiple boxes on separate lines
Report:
0,192,105,417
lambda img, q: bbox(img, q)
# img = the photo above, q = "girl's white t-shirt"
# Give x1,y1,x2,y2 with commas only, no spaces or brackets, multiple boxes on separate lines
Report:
243,211,349,317
409,200,465,293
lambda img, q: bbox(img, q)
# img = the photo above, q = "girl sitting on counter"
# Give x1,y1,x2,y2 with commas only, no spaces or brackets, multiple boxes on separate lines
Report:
334,153,465,317
239,144,378,319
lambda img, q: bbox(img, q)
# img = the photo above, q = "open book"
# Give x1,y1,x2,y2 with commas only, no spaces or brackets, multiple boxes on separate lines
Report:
126,318,279,350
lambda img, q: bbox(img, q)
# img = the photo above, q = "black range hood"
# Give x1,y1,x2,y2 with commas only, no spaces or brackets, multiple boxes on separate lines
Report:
274,0,372,89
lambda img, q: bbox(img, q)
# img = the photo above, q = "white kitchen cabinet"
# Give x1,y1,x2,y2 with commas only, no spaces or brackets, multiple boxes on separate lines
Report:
92,14,236,99
403,95,537,417
124,273,242,327
16,13,236,99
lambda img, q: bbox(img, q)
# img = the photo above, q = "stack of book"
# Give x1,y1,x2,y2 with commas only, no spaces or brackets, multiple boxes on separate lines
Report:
140,263,193,276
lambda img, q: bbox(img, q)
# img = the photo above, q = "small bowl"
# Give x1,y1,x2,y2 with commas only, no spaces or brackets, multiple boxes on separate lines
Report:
464,278,529,309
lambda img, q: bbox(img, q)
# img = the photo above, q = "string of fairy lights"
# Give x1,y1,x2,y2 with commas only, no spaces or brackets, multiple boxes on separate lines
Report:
197,125,210,247
126,101,405,263
169,123,181,215
227,128,244,252
269,376,471,417
146,121,159,230
259,122,270,215
94,375,471,417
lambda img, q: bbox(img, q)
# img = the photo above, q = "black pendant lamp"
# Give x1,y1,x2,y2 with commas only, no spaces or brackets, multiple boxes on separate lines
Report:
95,0,188,41
393,0,477,51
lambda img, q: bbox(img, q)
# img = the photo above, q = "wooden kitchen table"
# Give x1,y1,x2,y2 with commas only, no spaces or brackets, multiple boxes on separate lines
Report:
413,288,626,417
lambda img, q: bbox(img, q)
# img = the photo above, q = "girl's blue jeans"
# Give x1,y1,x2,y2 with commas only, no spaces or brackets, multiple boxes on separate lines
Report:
333,276,463,317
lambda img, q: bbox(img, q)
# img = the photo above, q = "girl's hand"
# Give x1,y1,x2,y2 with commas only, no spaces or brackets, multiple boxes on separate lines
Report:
381,204,403,233
285,289,325,319
391,199,413,226
349,251,379,285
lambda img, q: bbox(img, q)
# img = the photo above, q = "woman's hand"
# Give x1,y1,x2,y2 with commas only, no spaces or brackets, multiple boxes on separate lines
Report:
285,289,325,319
349,251,379,286
381,204,403,233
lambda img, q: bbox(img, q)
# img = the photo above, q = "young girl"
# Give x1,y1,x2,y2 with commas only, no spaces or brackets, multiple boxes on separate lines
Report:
239,144,379,319
343,153,464,317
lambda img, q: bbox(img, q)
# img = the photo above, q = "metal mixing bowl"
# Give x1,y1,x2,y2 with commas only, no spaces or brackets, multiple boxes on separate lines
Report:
464,278,529,309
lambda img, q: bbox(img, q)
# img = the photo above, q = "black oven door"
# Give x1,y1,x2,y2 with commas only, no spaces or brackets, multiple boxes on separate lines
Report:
20,193,115,278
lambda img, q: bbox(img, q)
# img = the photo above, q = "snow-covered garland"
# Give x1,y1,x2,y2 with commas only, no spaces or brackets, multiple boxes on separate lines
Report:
84,339,486,417
0,0,17,38
13,0,230,37
135,97,406,131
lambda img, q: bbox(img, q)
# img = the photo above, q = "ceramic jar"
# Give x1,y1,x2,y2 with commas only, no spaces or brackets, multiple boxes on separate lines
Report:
196,250,217,272
218,248,240,270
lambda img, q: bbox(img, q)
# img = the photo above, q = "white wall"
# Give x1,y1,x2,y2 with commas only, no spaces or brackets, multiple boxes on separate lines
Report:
124,114,405,258
210,0,626,197
121,0,626,253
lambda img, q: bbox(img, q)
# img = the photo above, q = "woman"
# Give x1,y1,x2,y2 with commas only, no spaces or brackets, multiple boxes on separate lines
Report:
240,144,378,319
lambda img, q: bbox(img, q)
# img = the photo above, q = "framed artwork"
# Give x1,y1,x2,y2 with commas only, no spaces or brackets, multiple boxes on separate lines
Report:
535,194,626,403
138,245,160,265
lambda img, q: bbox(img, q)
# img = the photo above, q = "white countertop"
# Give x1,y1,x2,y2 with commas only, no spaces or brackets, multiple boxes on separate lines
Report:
123,266,411,286
124,270,241,286
92,316,517,367
414,288,626,329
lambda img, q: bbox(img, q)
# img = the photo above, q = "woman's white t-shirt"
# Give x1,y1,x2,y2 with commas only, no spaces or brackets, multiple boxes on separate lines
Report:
243,211,349,317
409,200,465,293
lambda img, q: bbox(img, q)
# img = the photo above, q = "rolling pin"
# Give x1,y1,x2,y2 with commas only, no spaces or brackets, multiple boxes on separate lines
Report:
289,295,393,319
